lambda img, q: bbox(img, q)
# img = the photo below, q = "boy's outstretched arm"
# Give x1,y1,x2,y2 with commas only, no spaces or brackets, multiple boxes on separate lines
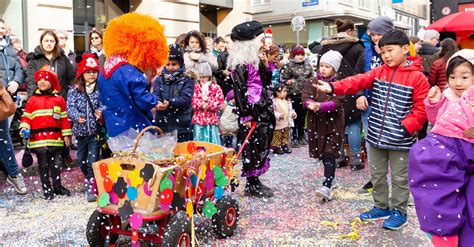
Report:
316,69,378,95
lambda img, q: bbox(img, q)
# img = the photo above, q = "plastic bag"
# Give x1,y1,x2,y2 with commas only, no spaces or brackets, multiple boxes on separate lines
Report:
137,130,177,160
107,128,139,153
108,128,177,160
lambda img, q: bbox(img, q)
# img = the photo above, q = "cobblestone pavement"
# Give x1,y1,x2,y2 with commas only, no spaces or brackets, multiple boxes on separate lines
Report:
0,146,429,246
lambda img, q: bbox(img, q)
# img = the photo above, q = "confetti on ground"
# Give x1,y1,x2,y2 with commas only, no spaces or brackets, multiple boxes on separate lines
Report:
0,146,430,246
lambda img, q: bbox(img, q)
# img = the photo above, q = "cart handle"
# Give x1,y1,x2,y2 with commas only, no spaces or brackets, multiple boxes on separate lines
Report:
235,122,257,159
130,126,164,156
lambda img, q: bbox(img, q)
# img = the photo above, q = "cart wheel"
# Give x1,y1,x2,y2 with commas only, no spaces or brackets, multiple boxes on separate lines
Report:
86,211,118,247
212,196,239,238
162,211,192,247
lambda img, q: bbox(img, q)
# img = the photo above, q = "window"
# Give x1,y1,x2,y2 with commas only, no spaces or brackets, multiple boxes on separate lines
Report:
252,0,271,6
359,0,370,9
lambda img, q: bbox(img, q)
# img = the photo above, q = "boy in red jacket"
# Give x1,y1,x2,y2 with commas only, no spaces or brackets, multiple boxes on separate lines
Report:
317,30,429,230
19,65,72,200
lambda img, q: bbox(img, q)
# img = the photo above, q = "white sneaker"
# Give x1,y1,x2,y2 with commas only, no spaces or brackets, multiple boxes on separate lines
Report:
316,186,332,201
7,174,29,195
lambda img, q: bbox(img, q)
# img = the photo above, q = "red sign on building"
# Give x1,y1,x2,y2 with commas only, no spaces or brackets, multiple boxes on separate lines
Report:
459,3,474,12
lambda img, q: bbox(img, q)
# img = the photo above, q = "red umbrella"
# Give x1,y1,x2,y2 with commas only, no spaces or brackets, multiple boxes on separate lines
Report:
426,11,474,32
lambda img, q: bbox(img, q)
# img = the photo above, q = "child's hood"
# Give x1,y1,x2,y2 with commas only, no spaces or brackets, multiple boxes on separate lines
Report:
400,56,423,72
442,83,474,101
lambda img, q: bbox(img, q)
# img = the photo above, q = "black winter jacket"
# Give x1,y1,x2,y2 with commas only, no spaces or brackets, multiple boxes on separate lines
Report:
215,51,233,96
153,67,195,136
418,42,440,76
320,34,365,123
26,46,76,99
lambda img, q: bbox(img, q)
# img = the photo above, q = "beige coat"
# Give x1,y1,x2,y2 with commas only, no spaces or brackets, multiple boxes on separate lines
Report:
273,98,296,130
183,50,218,73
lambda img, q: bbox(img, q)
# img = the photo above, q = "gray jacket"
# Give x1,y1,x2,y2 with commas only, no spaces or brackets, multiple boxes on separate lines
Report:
0,36,24,86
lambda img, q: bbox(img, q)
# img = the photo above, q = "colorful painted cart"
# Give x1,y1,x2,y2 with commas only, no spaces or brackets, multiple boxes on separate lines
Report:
85,126,239,246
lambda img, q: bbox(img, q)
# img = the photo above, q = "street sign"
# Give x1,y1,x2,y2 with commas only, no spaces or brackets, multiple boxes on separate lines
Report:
442,7,451,16
291,16,305,45
302,0,319,7
291,16,305,32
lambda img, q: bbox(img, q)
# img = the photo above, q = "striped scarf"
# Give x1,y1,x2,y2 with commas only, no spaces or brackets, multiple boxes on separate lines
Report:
316,71,336,83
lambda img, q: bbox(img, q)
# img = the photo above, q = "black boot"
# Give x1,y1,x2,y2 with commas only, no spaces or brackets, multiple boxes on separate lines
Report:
51,152,71,197
244,176,273,198
273,146,284,155
336,157,349,168
36,150,54,200
291,138,300,148
349,152,364,171
53,184,71,196
282,144,292,154
255,177,274,195
299,137,308,146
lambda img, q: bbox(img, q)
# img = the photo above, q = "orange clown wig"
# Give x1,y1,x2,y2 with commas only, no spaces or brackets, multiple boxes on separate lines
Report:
103,13,169,77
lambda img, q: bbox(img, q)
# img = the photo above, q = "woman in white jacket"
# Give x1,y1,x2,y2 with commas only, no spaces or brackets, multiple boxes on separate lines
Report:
183,30,218,73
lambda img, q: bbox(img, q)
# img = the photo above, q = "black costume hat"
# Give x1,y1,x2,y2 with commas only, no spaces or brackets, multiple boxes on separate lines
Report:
231,21,264,41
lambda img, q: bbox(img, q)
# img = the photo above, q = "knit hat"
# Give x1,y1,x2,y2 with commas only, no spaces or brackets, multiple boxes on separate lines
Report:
76,54,99,79
368,16,394,35
264,28,273,38
35,65,60,92
226,90,234,102
196,62,212,77
319,50,343,71
290,45,305,58
231,21,264,41
446,49,474,68
168,43,184,65
423,30,440,42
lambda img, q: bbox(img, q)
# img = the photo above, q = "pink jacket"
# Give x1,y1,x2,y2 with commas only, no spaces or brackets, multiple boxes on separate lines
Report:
425,85,474,143
192,82,224,126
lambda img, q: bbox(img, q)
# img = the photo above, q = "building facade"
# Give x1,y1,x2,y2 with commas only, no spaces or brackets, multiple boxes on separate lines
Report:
1,0,430,53
246,0,430,46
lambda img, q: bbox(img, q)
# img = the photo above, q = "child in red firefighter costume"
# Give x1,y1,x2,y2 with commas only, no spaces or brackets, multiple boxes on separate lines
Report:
19,65,72,200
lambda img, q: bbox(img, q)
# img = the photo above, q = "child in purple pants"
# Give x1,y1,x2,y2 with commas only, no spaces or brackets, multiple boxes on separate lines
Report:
409,50,474,247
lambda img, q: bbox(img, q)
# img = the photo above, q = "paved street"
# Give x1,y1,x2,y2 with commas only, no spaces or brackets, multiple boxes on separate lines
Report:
0,146,429,246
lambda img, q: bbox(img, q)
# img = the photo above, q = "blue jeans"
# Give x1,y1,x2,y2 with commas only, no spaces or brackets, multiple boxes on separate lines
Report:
341,119,362,157
361,106,372,140
76,135,99,179
0,119,19,176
